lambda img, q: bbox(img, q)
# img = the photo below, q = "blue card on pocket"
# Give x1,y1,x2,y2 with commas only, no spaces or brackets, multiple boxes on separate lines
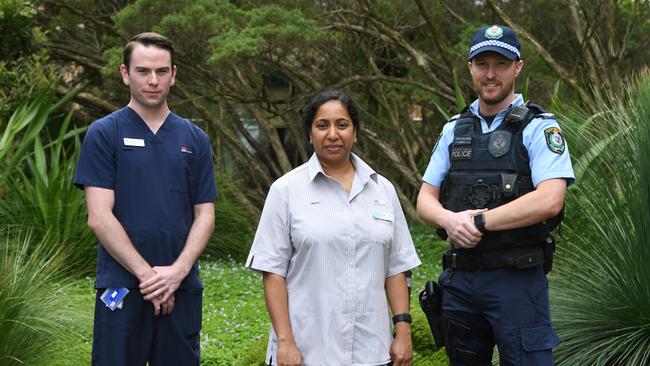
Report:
100,287,129,311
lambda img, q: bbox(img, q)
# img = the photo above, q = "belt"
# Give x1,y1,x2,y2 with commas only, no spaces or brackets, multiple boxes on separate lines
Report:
442,246,545,271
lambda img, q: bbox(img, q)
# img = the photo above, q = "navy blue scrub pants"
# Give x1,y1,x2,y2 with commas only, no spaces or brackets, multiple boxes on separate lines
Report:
92,288,202,366
439,265,560,365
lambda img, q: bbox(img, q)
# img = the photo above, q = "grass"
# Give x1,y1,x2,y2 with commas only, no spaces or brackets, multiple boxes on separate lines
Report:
200,259,269,365
44,225,449,365
409,226,450,365
0,229,88,366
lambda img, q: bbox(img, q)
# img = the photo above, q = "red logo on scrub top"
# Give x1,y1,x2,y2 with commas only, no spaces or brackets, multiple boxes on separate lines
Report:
180,146,193,154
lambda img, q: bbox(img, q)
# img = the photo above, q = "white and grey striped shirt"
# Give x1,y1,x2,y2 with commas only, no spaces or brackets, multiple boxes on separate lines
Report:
246,153,421,366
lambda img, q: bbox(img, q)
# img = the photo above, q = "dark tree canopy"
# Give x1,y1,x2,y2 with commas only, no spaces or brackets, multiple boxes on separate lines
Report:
5,0,650,220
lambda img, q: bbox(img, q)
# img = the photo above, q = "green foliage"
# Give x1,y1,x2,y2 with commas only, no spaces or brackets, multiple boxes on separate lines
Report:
111,0,183,37
100,47,122,79
0,229,81,365
453,71,466,111
409,226,449,365
40,277,94,366
206,4,324,64
0,0,37,61
203,175,255,261
0,91,94,273
0,0,55,123
1,93,55,175
200,260,269,365
111,0,324,67
0,51,58,126
551,73,650,365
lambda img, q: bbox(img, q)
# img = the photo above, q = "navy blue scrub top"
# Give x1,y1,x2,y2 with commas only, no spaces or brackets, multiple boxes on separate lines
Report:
74,107,217,289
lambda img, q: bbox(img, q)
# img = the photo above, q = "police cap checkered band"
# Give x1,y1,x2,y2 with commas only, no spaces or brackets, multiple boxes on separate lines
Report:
470,40,521,59
468,25,521,61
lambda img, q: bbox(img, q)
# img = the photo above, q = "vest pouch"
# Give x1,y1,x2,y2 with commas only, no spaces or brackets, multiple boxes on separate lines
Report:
500,173,518,199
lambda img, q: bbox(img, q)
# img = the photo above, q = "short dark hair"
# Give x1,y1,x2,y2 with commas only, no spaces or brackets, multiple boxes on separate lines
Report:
302,89,361,138
123,32,175,71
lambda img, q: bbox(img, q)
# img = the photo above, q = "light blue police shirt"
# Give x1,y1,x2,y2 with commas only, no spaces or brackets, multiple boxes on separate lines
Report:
422,94,575,188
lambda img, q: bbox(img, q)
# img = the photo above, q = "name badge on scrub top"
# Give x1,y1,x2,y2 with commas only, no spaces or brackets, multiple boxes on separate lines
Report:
123,138,145,147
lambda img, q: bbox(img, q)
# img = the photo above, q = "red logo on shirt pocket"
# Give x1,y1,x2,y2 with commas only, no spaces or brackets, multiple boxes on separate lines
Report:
180,146,193,154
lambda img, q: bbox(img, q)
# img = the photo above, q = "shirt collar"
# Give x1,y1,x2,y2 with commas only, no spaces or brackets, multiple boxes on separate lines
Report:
469,94,524,118
123,106,177,141
307,152,378,184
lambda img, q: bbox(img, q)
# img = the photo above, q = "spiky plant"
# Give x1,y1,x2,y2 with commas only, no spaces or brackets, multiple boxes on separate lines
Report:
0,91,94,273
551,73,650,365
0,229,81,365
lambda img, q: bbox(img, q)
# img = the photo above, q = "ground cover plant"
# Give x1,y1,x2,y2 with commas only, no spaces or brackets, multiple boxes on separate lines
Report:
0,229,83,366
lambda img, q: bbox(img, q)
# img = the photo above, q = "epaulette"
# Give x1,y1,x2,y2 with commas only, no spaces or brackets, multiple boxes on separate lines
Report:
537,112,556,119
447,113,461,123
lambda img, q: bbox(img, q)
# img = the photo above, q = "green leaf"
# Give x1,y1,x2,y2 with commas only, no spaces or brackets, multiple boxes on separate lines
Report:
453,71,466,111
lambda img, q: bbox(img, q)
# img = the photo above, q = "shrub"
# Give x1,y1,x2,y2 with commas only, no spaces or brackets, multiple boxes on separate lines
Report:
0,93,94,273
0,229,83,365
203,174,256,261
551,73,650,365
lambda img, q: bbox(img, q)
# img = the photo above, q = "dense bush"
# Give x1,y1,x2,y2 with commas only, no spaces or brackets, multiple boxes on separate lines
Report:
0,93,95,273
204,175,256,261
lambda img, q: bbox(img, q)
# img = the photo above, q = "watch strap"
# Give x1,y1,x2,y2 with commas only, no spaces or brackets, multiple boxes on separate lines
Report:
474,213,486,233
392,313,412,325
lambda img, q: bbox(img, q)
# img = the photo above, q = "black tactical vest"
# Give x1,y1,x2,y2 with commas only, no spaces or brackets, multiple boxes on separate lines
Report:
439,103,561,252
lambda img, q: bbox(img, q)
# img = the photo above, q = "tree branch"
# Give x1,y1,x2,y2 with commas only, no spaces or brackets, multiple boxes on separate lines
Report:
56,85,118,114
486,0,595,106
45,0,121,38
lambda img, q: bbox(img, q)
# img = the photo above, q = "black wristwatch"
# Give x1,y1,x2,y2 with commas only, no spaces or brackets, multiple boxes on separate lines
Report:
474,213,487,233
392,313,412,325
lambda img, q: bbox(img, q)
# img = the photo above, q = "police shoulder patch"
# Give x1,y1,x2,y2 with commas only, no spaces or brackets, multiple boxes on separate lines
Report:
544,127,565,154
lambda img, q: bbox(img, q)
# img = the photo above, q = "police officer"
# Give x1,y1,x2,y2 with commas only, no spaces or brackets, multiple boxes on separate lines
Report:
75,32,216,365
416,25,575,365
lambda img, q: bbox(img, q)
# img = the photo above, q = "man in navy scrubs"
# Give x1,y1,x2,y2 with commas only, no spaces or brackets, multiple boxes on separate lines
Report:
74,32,216,365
